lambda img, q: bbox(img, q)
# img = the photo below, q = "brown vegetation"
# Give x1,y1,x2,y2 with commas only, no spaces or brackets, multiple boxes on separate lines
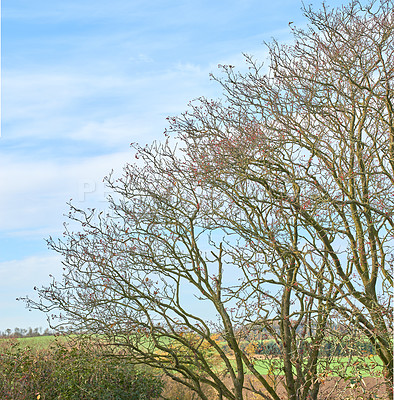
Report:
161,375,388,400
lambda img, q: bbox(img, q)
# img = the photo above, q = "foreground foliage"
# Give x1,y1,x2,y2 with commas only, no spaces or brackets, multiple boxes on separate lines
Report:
0,337,163,400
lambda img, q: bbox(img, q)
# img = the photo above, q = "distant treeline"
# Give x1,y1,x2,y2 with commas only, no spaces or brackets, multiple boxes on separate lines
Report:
0,327,54,338
256,339,376,357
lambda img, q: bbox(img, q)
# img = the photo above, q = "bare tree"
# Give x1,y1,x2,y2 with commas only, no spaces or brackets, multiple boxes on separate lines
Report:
170,0,393,397
24,1,392,399
26,139,339,399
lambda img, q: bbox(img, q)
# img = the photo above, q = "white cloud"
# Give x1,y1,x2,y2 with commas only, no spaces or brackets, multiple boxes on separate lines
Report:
2,64,217,145
128,53,154,63
2,71,133,124
0,254,62,286
0,151,132,235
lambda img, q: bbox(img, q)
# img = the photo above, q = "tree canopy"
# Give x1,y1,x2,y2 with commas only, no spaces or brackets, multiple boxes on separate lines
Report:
25,1,393,399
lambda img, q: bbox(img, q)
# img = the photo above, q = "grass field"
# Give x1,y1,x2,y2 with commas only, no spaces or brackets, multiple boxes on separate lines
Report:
3,335,384,378
9,335,57,348
248,355,383,377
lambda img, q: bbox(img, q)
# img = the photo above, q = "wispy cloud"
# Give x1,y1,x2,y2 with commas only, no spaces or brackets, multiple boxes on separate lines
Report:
0,151,132,234
2,65,216,142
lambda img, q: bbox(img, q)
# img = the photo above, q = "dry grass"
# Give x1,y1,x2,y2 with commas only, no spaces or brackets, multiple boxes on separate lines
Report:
160,375,388,399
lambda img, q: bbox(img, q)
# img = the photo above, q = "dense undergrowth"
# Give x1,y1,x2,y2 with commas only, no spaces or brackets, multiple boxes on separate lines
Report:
0,337,163,400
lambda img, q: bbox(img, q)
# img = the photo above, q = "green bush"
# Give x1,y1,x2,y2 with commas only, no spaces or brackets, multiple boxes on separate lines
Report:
0,337,163,400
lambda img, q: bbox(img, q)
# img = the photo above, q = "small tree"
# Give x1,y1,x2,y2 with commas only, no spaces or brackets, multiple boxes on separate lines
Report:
24,1,393,399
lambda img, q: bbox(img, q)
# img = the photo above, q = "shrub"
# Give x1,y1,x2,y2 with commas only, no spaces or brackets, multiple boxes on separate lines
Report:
0,337,163,400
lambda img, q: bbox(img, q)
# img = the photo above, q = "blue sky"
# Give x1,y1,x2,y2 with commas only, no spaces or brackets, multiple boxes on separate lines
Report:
1,0,347,331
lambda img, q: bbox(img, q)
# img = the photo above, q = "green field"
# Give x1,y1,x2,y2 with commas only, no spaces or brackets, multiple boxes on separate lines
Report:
2,335,383,378
246,355,383,377
11,335,57,348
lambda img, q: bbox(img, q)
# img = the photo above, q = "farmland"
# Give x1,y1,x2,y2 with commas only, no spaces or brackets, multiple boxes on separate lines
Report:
0,333,388,399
